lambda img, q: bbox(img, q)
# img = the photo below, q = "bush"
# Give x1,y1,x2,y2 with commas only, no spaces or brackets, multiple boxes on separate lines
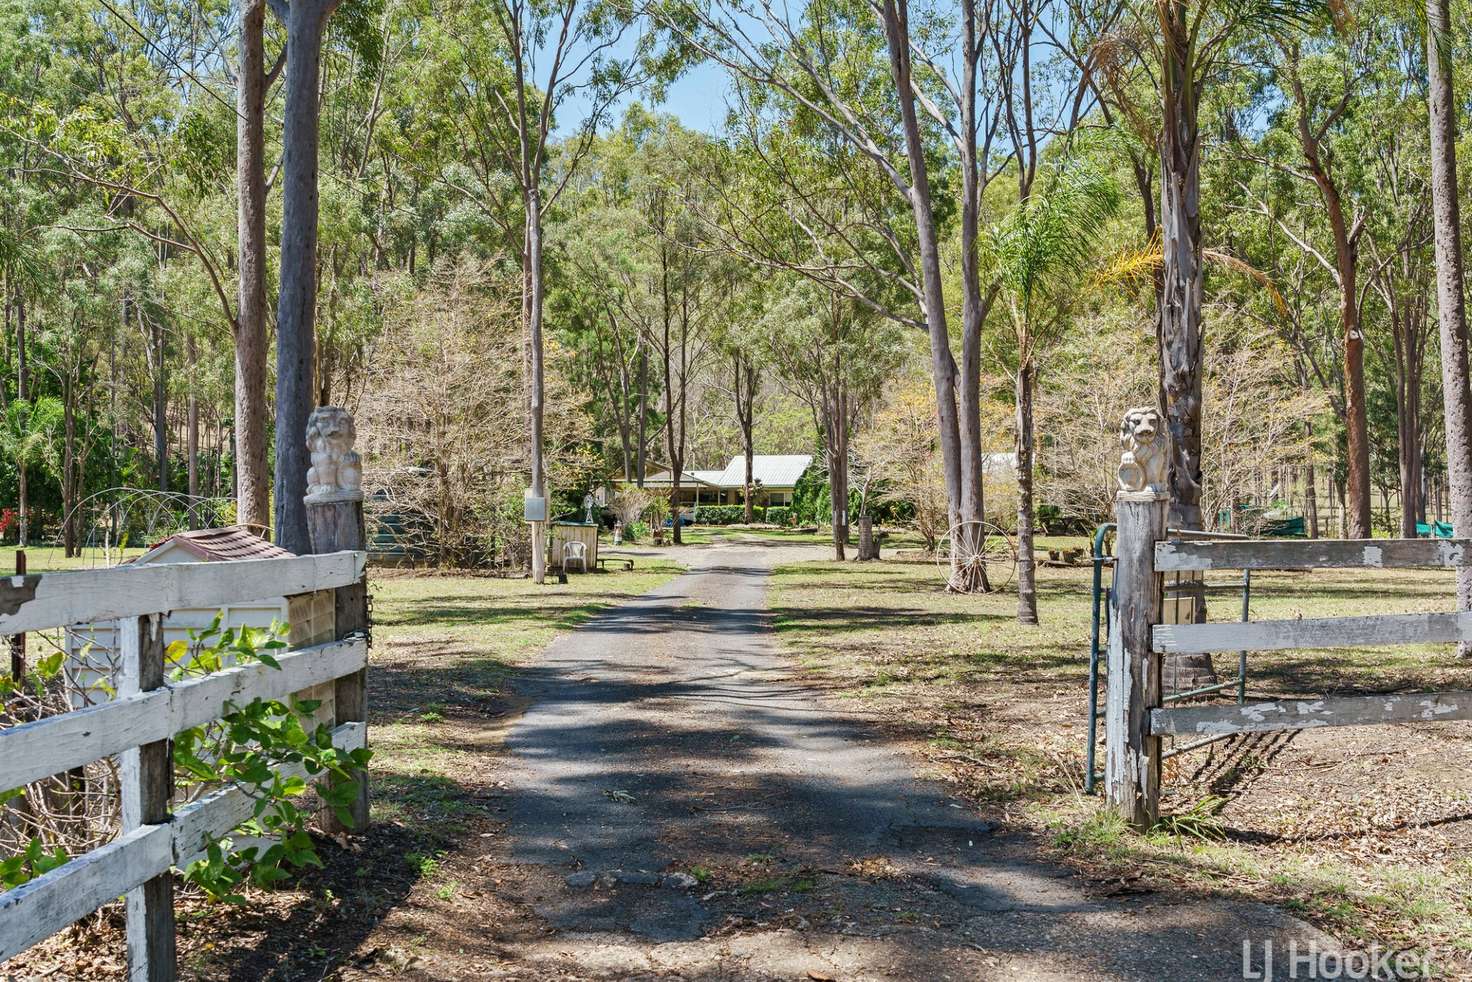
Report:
623,520,649,542
766,506,792,526
692,504,749,525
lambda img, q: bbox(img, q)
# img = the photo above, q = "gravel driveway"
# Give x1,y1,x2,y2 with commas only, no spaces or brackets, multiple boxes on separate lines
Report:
486,541,1338,980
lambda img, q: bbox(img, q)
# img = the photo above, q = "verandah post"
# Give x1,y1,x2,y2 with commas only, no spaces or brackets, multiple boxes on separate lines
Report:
1106,408,1169,829
303,406,370,833
119,613,176,981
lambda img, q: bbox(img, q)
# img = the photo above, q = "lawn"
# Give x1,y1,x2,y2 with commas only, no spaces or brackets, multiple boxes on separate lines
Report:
0,543,146,573
768,545,1472,974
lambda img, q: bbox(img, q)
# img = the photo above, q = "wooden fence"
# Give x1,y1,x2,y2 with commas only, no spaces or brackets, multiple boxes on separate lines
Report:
0,550,369,979
1105,487,1472,828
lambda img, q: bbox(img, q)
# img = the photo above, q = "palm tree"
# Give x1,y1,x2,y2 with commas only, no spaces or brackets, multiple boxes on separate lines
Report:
2,398,62,547
988,163,1120,624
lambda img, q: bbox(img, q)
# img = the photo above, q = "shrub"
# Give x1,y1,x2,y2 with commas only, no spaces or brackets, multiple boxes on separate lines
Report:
692,504,748,525
766,506,792,526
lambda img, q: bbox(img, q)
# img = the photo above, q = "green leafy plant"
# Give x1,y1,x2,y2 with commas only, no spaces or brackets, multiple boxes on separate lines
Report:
0,837,70,889
1152,795,1229,844
169,616,373,903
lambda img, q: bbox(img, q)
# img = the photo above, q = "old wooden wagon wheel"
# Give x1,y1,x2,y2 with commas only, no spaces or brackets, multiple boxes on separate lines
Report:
935,520,1017,592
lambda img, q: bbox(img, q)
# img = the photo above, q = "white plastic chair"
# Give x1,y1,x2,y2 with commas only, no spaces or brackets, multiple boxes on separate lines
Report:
563,540,588,573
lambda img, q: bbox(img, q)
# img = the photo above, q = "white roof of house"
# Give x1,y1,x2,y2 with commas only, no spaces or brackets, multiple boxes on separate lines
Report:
714,455,813,489
642,455,815,490
643,469,724,488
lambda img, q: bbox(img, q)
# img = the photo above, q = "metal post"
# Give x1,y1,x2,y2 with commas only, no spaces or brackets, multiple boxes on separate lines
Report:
1084,523,1114,795
1238,568,1251,704
8,550,24,685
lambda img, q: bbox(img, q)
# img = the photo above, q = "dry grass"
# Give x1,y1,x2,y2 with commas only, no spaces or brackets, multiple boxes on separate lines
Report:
768,546,1472,975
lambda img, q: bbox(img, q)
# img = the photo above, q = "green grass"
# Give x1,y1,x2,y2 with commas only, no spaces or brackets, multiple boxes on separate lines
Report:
660,525,833,546
0,544,146,573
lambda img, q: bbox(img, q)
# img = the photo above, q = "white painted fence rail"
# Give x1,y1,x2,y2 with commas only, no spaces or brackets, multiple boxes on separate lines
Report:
1155,536,1472,572
0,550,369,979
0,552,365,636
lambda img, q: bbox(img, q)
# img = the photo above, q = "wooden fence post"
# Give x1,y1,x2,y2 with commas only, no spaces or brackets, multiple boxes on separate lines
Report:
303,407,369,834
1105,408,1169,829
119,613,175,981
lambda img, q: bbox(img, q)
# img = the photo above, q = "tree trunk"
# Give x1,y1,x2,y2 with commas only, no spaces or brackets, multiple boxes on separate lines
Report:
954,0,989,590
1015,362,1038,624
17,460,26,548
1427,0,1472,651
63,377,76,558
236,0,271,534
1158,13,1204,532
274,0,335,555
636,346,648,487
14,293,25,404
826,385,848,562
187,376,199,528
879,0,974,590
527,189,548,581
152,314,168,493
734,353,757,523
1304,432,1319,539
1158,1,1213,687
14,293,26,548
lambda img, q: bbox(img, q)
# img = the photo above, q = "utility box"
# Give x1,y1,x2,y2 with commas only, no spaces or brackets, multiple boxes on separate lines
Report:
523,491,548,523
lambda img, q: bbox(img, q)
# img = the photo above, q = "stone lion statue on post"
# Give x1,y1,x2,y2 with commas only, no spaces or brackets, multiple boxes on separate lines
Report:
1117,406,1168,496
305,406,362,502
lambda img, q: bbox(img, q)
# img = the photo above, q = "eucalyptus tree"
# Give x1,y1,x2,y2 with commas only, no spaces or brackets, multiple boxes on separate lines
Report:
442,0,652,580
1259,33,1374,537
271,0,349,553
758,278,905,560
1089,0,1339,532
1423,0,1472,647
234,0,279,533
657,0,1014,589
986,162,1119,624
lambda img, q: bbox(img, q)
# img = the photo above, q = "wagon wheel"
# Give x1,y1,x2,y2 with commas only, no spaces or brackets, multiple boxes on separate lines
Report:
935,521,1017,592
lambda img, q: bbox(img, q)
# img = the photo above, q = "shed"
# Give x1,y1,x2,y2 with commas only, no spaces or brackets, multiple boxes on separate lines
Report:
65,526,295,705
548,522,600,573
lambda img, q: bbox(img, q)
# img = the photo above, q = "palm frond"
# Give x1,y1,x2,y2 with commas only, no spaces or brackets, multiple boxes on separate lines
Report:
1092,239,1289,320
987,160,1121,312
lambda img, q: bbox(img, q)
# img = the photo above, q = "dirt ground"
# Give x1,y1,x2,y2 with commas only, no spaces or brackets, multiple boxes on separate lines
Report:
5,537,1468,980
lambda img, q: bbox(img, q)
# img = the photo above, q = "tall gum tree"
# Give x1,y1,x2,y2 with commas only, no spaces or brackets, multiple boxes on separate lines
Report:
659,0,1024,590
1424,0,1472,650
270,0,345,554
468,0,649,581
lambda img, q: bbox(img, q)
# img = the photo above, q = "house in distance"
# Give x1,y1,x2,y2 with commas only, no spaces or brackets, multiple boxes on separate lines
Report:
642,454,814,511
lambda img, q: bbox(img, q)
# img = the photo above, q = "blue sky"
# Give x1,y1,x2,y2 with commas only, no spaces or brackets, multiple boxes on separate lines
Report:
650,60,732,133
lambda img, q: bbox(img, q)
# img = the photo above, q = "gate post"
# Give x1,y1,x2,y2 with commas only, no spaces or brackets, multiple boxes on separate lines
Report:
1106,408,1169,828
304,407,370,833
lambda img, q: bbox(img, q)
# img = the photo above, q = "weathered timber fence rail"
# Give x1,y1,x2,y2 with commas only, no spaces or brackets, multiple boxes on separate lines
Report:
1,407,372,980
1105,466,1472,827
0,551,368,976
